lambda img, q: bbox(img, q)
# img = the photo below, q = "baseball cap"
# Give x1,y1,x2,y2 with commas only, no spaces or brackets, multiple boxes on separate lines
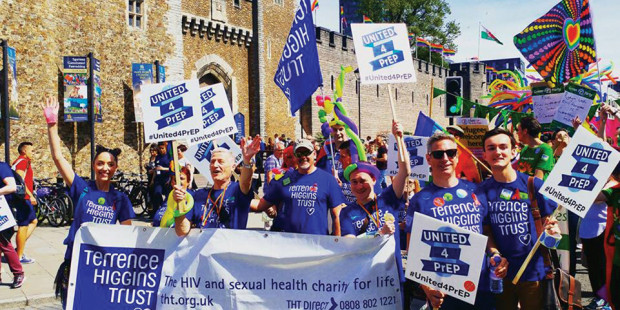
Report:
294,139,314,153
446,125,465,137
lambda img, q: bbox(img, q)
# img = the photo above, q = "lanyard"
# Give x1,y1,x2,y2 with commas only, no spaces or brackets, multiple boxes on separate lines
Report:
357,196,379,229
201,186,228,227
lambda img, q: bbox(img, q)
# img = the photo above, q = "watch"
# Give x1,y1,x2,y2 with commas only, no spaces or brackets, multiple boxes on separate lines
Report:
241,159,255,169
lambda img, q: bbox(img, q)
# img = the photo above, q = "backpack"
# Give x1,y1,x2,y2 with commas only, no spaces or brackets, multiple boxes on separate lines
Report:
10,159,27,201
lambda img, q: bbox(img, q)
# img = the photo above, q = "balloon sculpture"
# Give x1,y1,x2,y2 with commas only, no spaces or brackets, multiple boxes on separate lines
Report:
316,66,367,169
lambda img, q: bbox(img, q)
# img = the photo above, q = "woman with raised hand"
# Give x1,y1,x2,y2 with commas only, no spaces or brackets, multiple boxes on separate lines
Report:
42,95,135,308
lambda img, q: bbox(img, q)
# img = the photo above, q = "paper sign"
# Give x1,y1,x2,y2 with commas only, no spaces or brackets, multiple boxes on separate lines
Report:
456,118,489,159
540,126,620,218
531,83,564,125
552,83,596,133
0,196,16,232
185,135,242,185
351,23,416,85
405,212,487,305
387,134,429,182
140,80,203,143
188,83,238,145
131,63,154,122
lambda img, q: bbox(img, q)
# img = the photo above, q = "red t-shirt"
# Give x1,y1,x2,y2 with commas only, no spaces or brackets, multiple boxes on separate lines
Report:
12,155,33,200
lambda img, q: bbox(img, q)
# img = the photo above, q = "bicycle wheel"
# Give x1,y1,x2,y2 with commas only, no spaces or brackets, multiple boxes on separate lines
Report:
130,184,148,216
35,198,45,222
57,193,74,225
46,198,66,227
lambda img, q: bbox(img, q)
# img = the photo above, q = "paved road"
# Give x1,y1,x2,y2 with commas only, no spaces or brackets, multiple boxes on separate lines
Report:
1,218,596,309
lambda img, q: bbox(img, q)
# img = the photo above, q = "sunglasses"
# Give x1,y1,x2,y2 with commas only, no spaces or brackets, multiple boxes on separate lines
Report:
294,148,313,158
430,149,457,159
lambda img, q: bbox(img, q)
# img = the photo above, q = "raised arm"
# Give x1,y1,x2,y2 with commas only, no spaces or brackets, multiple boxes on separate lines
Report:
239,135,262,195
42,95,75,187
391,121,411,199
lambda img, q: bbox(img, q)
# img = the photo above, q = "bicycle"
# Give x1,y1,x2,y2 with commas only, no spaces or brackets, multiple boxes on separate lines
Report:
34,178,70,227
113,172,150,216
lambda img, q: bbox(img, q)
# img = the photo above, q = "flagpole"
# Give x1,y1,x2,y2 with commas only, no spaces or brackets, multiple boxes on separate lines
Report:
477,22,481,61
430,79,434,116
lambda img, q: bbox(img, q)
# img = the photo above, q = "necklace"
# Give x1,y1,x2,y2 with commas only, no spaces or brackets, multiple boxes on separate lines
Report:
357,195,379,229
201,185,229,227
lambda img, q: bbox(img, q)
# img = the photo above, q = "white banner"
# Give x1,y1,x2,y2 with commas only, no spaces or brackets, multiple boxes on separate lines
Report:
405,212,487,305
351,23,416,85
386,134,429,182
140,80,203,143
0,196,17,232
184,135,243,185
540,126,620,218
67,223,402,309
189,83,238,145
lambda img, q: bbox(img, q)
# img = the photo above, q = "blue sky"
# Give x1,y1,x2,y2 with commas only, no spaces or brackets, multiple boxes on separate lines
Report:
316,0,619,70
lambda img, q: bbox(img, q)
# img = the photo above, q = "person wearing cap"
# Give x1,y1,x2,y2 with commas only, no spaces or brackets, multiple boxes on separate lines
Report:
174,137,262,235
405,132,494,309
446,125,481,183
254,139,347,235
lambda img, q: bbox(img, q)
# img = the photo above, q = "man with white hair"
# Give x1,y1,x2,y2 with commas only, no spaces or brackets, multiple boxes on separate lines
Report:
264,141,285,185
174,137,262,235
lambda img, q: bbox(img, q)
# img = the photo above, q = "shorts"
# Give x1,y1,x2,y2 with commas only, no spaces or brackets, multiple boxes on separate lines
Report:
13,198,36,226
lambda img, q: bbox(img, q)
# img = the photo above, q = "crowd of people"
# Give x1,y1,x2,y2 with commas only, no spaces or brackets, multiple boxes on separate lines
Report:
0,95,619,310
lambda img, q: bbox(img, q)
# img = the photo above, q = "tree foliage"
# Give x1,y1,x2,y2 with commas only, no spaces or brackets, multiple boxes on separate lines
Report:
358,0,461,49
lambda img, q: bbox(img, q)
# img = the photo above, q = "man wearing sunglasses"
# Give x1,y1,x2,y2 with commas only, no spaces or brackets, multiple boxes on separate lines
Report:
255,139,346,235
405,132,494,309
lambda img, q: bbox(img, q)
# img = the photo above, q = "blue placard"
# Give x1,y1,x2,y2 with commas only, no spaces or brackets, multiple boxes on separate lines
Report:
157,64,166,83
63,57,87,70
234,113,245,144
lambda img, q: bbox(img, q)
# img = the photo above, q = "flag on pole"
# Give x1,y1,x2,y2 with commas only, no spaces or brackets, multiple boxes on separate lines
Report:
363,15,373,23
416,38,430,47
311,0,318,11
481,25,503,45
430,43,443,53
442,48,456,56
408,33,414,41
274,0,323,116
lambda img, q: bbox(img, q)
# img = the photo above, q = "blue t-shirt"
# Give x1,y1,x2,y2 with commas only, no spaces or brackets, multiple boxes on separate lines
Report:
405,180,486,234
340,186,405,282
317,145,342,175
154,154,171,184
0,162,15,202
405,180,489,292
64,174,134,259
478,172,557,281
186,182,253,229
264,168,346,235
338,170,382,204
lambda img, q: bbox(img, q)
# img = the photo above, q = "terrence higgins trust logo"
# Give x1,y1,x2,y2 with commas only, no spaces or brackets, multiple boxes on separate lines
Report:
290,184,318,215
73,244,164,310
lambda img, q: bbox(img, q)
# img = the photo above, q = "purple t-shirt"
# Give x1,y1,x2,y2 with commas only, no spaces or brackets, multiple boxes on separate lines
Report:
64,174,134,259
478,172,557,281
264,168,346,235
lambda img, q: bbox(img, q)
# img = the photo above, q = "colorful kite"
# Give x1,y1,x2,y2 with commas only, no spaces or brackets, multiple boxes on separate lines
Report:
514,0,596,86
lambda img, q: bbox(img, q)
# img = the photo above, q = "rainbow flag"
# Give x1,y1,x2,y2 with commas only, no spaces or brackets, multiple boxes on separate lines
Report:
340,6,344,15
416,37,429,47
363,15,373,23
442,48,456,56
430,43,443,53
408,33,414,40
311,0,318,11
